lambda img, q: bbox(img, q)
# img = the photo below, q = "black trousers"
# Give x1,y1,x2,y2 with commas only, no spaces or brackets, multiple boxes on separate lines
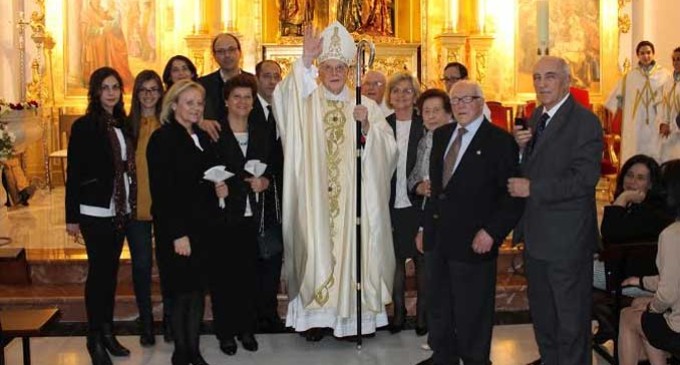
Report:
256,251,283,322
391,206,426,326
428,250,496,365
208,217,258,340
525,253,593,365
80,215,126,332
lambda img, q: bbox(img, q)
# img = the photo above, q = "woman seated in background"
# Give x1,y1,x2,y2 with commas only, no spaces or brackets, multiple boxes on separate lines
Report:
593,154,674,343
617,159,680,365
162,55,198,90
147,80,227,365
209,74,276,356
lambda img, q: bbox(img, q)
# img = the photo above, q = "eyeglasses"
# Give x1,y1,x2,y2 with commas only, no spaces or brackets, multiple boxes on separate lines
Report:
139,87,160,95
450,96,481,105
214,46,239,56
391,87,414,95
441,76,461,83
320,64,348,74
363,81,384,88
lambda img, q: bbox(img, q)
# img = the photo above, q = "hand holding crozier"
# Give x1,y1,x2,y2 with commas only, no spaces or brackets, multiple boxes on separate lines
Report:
204,165,234,208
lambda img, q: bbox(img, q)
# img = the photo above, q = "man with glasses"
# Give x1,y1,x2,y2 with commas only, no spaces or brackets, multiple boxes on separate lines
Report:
361,70,393,117
272,22,397,342
198,33,254,140
415,80,522,365
442,62,491,121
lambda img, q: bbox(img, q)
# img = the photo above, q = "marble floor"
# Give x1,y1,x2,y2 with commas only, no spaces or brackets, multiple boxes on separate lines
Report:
3,324,610,365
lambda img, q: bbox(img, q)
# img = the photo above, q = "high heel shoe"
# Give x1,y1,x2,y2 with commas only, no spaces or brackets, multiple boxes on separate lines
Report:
101,324,130,356
87,333,113,365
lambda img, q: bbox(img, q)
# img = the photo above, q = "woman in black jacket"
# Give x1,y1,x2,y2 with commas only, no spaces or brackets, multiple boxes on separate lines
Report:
209,74,277,356
147,79,227,365
594,154,674,343
65,67,136,365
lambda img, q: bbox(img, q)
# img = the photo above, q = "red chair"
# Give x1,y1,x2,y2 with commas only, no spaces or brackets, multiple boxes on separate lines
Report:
569,86,592,110
486,101,513,131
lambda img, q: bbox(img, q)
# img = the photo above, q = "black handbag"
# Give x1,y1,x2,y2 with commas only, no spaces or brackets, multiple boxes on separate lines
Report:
257,176,283,259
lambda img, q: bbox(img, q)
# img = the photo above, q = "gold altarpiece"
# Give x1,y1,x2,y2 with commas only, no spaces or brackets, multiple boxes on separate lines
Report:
16,0,624,182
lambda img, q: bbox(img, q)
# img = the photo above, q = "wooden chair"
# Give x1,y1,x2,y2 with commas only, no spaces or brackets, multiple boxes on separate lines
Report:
0,308,59,365
486,101,513,131
48,110,80,189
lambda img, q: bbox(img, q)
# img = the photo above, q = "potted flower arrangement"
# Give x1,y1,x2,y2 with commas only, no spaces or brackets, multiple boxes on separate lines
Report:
0,99,41,155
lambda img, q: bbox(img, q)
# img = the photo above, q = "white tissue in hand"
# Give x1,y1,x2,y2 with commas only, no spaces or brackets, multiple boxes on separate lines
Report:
244,160,267,177
203,165,234,208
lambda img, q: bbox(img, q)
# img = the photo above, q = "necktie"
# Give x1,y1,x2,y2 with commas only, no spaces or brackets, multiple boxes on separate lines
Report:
442,127,467,187
266,105,275,125
530,113,550,150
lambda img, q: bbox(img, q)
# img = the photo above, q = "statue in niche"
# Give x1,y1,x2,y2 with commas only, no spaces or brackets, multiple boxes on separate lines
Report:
279,0,315,36
337,0,393,36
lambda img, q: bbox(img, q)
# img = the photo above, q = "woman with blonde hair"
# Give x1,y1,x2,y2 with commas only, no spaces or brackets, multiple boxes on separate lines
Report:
147,80,226,365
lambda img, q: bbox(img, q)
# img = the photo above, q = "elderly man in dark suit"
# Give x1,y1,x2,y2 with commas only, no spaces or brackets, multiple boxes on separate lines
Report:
415,80,523,365
508,56,603,365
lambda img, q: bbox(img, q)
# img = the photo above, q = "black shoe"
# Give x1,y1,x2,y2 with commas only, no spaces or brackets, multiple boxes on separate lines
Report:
238,333,258,352
388,323,404,334
18,187,33,206
415,326,428,336
171,351,189,365
139,317,156,347
163,315,174,343
100,324,130,357
189,352,210,365
219,338,237,356
303,328,325,342
87,334,113,365
526,359,543,365
415,357,433,365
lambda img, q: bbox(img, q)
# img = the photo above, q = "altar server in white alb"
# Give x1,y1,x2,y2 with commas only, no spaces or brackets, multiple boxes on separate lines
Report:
605,40,671,163
658,47,680,163
272,21,398,341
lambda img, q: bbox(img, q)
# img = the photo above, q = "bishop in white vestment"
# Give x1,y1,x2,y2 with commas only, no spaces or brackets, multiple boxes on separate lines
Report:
272,22,398,338
605,41,671,163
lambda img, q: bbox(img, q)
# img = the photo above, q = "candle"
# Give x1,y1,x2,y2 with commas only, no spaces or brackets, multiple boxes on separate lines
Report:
478,0,485,34
450,0,459,33
222,0,231,30
194,2,200,33
537,0,549,53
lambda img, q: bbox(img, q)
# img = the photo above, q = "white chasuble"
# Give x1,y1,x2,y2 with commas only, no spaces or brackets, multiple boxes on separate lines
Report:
272,59,397,337
658,75,680,162
605,64,671,163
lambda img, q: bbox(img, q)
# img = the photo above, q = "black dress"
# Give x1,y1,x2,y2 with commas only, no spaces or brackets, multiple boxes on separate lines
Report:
600,195,674,276
207,114,278,339
147,120,223,293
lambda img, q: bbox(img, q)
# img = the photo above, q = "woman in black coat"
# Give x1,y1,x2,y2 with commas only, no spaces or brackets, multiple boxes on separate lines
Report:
147,80,227,365
65,67,136,365
208,73,278,356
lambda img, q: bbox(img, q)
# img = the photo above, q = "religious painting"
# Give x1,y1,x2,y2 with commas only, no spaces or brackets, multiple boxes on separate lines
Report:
515,0,601,95
64,0,159,96
278,0,395,37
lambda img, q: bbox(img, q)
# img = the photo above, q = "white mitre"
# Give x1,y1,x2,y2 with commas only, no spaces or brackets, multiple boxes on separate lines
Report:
318,21,356,66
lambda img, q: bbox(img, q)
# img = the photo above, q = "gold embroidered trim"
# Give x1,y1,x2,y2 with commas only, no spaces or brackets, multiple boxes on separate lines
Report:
632,67,660,125
312,99,346,306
